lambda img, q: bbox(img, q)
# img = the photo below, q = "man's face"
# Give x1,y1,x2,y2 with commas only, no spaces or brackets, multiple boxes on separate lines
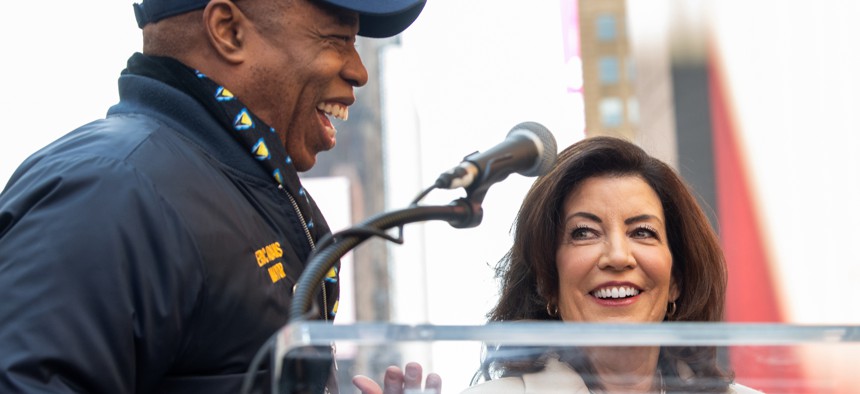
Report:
241,0,368,171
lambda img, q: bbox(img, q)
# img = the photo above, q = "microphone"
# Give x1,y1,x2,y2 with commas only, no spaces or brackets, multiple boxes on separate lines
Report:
435,121,557,191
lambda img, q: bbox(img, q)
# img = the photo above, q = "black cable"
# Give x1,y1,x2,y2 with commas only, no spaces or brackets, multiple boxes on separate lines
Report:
309,183,439,263
311,182,440,256
410,184,437,206
307,226,405,263
240,332,277,394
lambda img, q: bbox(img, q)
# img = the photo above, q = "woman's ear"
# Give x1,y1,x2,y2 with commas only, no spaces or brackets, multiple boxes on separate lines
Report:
669,276,681,302
202,0,249,64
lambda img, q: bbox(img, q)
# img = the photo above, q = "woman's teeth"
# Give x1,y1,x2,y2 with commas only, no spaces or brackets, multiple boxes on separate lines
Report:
593,286,640,299
317,102,349,121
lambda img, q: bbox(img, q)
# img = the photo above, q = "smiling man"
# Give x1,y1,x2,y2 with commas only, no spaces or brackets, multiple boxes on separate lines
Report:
0,0,424,393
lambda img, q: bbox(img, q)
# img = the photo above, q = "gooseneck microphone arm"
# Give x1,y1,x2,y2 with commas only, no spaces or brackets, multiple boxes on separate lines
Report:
253,121,557,394
288,197,482,322
289,121,558,322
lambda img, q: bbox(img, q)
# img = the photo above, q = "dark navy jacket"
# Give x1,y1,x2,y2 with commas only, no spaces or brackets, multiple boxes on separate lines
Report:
0,72,336,393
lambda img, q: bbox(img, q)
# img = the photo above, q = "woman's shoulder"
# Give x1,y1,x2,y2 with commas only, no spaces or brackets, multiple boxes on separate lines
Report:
460,376,524,394
730,382,766,394
460,358,589,394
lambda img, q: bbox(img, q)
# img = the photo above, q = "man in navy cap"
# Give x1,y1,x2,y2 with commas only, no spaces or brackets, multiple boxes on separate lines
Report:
0,0,424,392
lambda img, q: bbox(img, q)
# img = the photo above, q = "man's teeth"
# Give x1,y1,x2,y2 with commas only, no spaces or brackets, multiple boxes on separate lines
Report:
593,286,640,299
317,103,349,121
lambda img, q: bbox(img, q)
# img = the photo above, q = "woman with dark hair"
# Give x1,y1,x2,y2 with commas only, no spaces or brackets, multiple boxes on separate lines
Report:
462,136,761,393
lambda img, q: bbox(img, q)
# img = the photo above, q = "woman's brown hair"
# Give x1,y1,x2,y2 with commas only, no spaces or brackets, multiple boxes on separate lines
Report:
478,136,732,392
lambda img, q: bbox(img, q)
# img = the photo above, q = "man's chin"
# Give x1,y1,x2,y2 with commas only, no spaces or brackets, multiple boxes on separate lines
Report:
294,158,315,172
294,143,337,171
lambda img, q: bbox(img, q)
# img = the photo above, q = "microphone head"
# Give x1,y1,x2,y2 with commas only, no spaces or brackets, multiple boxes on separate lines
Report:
507,121,557,177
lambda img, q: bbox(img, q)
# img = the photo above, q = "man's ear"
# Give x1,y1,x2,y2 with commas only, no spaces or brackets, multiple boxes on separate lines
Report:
202,0,249,64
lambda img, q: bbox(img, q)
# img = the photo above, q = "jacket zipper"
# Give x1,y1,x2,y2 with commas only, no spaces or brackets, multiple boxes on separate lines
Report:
279,184,328,322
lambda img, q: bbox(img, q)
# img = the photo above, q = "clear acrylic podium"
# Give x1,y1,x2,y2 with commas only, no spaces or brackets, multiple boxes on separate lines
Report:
271,322,860,393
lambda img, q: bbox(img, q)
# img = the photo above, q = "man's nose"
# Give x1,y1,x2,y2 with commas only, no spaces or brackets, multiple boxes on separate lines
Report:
343,48,369,87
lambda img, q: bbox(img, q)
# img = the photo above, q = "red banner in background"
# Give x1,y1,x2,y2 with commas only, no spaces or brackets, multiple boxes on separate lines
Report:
708,42,811,394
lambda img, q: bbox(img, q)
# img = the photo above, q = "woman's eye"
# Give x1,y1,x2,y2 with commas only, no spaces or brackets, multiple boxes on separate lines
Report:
631,226,658,239
571,227,596,240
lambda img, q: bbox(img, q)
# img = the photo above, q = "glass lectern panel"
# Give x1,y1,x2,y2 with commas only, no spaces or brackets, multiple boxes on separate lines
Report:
265,322,860,394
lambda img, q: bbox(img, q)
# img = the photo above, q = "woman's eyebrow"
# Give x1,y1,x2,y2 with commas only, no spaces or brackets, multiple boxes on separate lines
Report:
624,214,663,226
566,211,602,223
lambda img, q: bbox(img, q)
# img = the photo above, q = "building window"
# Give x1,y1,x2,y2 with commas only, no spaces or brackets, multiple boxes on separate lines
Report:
596,14,617,41
627,97,639,124
627,57,637,82
600,97,624,127
598,56,620,84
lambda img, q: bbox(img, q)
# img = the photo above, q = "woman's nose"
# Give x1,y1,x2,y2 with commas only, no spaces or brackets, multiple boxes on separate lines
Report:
597,235,636,271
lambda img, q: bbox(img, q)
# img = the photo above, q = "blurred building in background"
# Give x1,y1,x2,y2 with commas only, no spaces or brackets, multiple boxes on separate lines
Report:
579,0,638,141
298,1,860,391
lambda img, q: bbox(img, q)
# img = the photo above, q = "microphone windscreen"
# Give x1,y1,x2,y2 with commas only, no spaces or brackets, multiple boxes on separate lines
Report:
509,121,557,177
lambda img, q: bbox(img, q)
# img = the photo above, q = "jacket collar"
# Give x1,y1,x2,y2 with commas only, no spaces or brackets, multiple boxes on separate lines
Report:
109,70,272,182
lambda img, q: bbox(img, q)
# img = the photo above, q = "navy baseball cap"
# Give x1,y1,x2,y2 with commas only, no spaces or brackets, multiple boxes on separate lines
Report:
133,0,426,38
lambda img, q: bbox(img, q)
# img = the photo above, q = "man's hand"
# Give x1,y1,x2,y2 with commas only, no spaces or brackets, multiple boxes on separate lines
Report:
352,361,442,394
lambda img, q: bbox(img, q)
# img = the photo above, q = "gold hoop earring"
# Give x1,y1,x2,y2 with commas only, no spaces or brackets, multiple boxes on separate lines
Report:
546,302,558,318
666,301,677,319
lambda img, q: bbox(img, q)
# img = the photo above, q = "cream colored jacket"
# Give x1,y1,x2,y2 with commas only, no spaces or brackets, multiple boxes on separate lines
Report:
460,357,764,394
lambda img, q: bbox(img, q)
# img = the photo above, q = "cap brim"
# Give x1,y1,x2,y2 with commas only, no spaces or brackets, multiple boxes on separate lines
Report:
319,0,426,38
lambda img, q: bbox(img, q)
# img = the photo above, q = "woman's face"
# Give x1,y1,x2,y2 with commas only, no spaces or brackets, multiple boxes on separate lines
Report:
555,175,678,323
